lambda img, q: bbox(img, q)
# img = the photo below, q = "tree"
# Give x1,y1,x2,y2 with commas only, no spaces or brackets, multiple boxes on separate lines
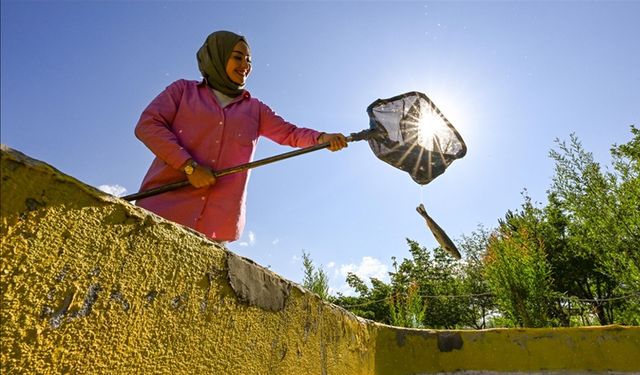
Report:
604,126,640,324
333,127,639,327
388,281,426,328
332,273,391,323
335,236,497,329
418,243,468,329
547,133,631,325
301,250,330,300
457,226,496,329
484,201,558,328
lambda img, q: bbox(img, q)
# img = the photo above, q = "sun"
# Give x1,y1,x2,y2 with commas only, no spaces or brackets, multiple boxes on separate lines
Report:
417,106,444,149
416,101,461,157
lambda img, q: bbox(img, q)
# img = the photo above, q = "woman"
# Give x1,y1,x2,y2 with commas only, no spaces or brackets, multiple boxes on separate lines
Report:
135,30,347,242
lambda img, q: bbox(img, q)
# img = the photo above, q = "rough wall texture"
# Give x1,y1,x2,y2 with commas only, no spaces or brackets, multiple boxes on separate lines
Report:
1,144,639,374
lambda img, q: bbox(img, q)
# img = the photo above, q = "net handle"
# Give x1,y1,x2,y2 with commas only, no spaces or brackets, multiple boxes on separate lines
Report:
122,128,380,202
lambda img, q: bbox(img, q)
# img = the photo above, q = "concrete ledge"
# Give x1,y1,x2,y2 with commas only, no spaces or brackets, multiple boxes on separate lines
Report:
2,144,639,374
375,325,639,374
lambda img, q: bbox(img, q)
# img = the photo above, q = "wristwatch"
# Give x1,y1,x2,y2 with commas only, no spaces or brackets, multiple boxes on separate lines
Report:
183,160,198,175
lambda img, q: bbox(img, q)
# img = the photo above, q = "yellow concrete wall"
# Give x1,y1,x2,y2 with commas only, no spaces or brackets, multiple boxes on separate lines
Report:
2,144,639,374
374,326,640,374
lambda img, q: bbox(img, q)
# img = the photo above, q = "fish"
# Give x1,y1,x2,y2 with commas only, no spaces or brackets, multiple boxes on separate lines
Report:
416,204,461,260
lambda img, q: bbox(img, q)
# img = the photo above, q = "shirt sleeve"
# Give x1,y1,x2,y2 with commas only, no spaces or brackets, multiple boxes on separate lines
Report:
257,101,322,148
134,80,192,170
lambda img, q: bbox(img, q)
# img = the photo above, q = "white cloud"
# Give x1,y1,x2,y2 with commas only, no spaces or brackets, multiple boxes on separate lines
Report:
272,238,280,245
330,256,390,296
98,184,127,197
238,230,256,247
327,261,335,269
338,256,389,282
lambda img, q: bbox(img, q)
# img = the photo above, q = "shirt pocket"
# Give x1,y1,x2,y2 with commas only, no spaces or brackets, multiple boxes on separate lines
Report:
231,113,259,146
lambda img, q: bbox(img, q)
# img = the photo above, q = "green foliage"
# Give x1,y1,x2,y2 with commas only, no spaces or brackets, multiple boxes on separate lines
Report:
404,241,469,329
388,281,426,328
547,130,639,325
332,127,639,328
608,126,640,306
484,202,558,327
301,250,330,301
334,234,496,329
457,226,496,329
332,273,391,323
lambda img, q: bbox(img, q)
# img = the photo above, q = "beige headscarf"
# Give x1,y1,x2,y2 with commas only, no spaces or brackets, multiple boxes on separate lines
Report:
196,30,248,97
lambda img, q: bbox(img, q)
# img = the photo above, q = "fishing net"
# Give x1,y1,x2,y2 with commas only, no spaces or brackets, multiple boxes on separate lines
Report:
366,92,467,185
126,91,467,202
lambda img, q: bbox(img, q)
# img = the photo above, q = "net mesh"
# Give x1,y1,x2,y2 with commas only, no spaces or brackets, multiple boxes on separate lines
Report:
367,92,467,185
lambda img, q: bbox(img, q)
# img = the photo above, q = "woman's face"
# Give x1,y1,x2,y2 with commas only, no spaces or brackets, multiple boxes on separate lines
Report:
226,41,252,85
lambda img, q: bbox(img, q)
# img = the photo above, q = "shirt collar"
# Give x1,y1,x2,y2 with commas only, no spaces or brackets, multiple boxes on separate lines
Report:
198,79,251,100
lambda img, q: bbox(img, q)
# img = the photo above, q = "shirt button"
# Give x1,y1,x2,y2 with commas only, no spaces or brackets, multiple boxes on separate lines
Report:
219,121,223,125
201,196,206,201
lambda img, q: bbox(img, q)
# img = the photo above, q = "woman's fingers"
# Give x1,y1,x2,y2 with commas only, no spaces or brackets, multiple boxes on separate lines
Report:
321,133,348,151
188,166,216,188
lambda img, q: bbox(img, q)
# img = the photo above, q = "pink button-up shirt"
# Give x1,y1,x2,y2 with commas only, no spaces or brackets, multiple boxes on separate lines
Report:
135,79,321,241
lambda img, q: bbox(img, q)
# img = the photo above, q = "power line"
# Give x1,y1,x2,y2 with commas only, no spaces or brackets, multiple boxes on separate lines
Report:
339,291,493,309
337,291,640,309
557,291,640,303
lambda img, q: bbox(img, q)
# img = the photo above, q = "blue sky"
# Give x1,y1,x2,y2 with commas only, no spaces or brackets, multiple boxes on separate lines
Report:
2,1,638,295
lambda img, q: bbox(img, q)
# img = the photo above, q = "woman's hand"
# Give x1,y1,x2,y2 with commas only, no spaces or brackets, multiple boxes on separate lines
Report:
181,160,216,188
189,165,216,188
318,133,348,151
